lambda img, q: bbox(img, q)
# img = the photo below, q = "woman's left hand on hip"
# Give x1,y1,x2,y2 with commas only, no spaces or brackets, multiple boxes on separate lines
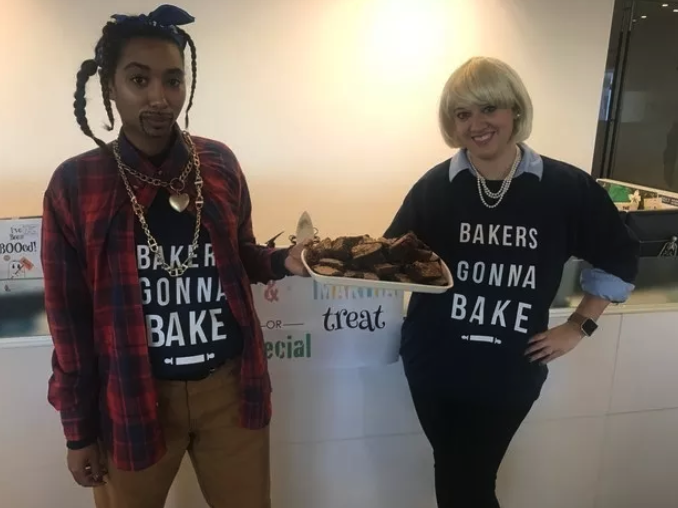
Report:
524,323,584,364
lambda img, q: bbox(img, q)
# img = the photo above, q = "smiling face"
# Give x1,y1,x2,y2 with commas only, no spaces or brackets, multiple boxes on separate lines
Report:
109,37,187,147
438,57,534,162
453,104,516,161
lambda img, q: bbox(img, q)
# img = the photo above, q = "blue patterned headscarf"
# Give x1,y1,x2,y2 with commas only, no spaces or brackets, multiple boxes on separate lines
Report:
95,4,195,64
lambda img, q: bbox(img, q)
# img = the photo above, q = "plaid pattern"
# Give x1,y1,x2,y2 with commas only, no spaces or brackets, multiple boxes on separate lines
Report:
42,130,281,471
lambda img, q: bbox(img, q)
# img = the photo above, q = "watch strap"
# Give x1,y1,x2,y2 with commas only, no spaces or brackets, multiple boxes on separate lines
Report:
568,312,586,327
567,312,598,337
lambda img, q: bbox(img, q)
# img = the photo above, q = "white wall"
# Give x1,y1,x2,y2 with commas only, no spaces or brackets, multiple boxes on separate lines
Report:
1,0,614,239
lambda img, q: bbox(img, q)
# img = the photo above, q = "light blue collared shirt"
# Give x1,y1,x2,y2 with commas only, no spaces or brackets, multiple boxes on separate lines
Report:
448,143,634,303
449,143,544,182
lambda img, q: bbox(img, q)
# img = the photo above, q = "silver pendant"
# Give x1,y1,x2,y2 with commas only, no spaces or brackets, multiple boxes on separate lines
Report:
169,193,190,213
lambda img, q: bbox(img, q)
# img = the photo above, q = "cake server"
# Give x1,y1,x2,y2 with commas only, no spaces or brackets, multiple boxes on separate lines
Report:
295,211,315,244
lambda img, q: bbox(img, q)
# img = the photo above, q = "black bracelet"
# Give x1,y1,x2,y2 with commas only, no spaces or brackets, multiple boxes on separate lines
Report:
67,438,97,450
271,248,292,278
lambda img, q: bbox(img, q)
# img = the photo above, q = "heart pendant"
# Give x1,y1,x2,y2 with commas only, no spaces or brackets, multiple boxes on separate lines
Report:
169,193,190,213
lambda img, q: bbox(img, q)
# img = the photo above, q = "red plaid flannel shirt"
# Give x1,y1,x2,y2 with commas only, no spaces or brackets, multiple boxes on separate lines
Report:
42,130,285,471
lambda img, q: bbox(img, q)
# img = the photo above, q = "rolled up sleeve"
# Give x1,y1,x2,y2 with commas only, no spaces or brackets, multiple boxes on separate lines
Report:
580,267,635,303
572,176,640,304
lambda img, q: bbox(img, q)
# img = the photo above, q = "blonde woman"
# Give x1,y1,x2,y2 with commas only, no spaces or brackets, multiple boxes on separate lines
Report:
385,57,638,508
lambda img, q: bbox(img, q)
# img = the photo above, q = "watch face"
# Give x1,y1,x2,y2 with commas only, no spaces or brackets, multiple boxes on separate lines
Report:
582,319,598,336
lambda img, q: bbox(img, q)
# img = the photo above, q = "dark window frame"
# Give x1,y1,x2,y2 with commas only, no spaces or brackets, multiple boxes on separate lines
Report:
592,0,678,180
592,0,635,179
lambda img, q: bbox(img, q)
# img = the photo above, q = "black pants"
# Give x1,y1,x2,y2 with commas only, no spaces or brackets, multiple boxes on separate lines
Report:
410,387,533,508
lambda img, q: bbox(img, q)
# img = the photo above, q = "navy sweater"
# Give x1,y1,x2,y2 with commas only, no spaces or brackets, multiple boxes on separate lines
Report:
384,155,639,407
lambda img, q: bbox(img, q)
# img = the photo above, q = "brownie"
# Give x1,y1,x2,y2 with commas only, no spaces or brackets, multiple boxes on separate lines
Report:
308,232,444,286
421,261,444,279
407,261,444,282
308,238,334,261
312,265,342,277
374,263,400,278
303,248,321,266
388,232,420,263
413,248,436,262
351,242,385,268
429,276,449,287
376,237,395,247
393,273,413,283
316,237,334,252
317,258,345,270
330,237,353,261
343,235,370,249
414,236,429,249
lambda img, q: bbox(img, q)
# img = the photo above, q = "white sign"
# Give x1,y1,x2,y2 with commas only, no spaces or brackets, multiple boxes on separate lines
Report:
0,217,43,284
251,278,403,370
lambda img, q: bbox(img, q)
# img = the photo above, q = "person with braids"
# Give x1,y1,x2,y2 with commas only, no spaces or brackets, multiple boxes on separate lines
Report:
41,5,307,508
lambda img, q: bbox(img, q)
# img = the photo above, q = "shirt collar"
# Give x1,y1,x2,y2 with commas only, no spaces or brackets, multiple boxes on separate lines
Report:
448,143,543,182
116,124,191,180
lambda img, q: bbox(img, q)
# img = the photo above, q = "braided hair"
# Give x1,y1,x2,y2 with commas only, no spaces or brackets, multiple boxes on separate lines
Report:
73,22,197,150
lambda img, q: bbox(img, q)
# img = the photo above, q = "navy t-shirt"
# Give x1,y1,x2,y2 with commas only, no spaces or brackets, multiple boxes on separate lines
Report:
135,188,243,380
385,156,638,407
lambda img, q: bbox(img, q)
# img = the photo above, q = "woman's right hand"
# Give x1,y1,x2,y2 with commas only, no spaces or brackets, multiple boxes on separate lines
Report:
67,443,107,487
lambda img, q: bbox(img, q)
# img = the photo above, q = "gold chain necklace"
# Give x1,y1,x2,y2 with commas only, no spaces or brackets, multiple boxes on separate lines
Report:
115,133,205,278
112,132,195,213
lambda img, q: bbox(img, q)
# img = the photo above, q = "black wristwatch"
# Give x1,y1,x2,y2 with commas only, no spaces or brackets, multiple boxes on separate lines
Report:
567,312,598,337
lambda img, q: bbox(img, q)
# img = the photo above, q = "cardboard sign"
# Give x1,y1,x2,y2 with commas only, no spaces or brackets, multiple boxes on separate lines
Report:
0,217,43,282
252,278,403,369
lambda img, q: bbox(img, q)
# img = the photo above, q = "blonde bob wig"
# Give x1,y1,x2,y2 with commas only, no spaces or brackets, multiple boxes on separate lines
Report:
438,56,534,149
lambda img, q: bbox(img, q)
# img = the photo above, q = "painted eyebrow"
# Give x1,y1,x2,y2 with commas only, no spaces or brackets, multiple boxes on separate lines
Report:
123,62,184,75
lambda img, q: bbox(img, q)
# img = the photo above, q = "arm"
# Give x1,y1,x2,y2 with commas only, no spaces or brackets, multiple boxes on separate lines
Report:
42,187,99,448
236,166,289,284
571,292,612,322
574,176,640,308
526,291,614,364
526,176,639,364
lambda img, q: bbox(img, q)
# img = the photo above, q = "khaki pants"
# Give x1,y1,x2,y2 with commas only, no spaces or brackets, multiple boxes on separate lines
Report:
93,360,270,508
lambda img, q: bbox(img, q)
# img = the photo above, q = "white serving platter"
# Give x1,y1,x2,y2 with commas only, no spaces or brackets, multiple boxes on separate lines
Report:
301,250,454,294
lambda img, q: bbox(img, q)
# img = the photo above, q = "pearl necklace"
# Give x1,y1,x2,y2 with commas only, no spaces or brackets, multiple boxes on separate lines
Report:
471,147,522,209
